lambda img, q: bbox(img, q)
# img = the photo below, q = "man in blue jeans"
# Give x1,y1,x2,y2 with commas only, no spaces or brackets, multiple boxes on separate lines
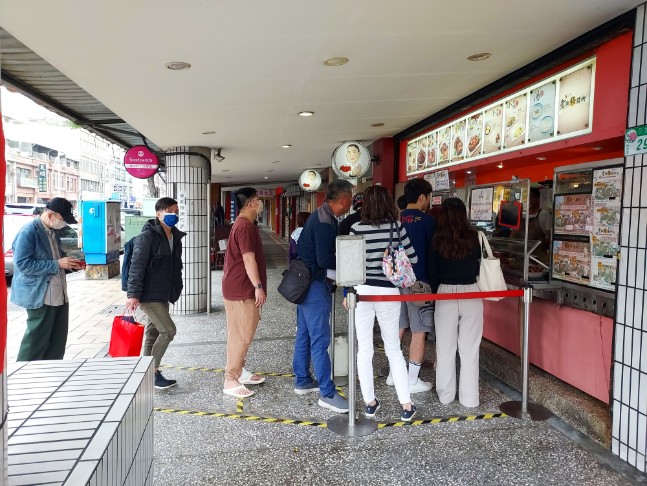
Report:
292,179,353,413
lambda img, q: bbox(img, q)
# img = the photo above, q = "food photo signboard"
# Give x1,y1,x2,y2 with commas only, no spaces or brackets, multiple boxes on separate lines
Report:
332,141,371,179
405,58,595,176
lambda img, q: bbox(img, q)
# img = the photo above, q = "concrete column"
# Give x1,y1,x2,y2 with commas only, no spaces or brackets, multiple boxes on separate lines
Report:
613,3,647,473
165,147,211,315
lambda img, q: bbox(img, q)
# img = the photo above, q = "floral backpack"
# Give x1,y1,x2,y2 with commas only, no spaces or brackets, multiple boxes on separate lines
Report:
382,222,416,288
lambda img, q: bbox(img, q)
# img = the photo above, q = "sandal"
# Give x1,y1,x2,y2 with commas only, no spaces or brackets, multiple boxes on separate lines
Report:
239,368,266,385
223,385,254,398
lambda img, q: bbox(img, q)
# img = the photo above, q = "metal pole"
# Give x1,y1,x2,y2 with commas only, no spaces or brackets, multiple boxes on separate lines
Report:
206,180,212,315
330,288,336,381
327,289,376,436
521,285,532,413
499,285,551,421
347,290,356,426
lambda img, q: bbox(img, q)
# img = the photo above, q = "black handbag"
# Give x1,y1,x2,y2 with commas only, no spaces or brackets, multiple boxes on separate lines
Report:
278,259,311,304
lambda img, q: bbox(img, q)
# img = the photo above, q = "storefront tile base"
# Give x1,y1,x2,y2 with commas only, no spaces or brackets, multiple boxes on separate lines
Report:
6,357,154,485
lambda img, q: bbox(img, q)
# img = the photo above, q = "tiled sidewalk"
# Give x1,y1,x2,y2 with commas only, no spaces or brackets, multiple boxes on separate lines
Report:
7,272,125,361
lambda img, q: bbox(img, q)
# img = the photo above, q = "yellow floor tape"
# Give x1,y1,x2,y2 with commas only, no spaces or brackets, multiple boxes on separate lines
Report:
154,407,506,428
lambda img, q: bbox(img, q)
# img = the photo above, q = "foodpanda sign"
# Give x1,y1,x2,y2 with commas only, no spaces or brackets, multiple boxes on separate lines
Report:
124,145,159,179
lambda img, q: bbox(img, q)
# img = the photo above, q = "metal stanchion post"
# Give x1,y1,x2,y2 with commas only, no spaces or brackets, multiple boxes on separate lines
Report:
500,284,551,421
327,289,377,437
330,286,348,386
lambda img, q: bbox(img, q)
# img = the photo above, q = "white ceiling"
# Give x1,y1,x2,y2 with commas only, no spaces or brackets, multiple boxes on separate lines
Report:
0,0,640,184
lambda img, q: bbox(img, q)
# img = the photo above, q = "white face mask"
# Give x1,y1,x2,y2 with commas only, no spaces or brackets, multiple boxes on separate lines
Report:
49,215,67,230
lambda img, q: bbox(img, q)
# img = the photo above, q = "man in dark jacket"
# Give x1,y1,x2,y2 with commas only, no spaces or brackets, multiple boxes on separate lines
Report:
292,179,353,413
126,197,185,389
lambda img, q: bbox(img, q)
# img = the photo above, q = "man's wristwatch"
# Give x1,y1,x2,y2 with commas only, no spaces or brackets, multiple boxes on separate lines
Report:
255,283,263,289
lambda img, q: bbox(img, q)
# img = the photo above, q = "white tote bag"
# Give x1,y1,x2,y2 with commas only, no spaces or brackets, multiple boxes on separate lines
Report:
476,232,507,301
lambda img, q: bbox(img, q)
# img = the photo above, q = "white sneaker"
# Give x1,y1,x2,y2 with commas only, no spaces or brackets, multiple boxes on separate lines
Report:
409,379,433,394
386,373,394,386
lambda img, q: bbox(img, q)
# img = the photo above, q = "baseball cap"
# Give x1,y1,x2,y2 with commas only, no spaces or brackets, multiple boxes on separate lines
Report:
46,197,77,225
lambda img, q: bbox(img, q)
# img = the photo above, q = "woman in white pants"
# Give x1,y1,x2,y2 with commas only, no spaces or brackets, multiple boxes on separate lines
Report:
427,198,483,408
348,185,419,422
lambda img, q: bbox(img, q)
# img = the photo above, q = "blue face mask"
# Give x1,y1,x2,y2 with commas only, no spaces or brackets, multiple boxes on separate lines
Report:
161,212,179,227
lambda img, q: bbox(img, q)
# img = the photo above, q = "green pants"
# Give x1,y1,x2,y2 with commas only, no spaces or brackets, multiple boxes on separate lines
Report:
140,301,177,368
17,303,70,361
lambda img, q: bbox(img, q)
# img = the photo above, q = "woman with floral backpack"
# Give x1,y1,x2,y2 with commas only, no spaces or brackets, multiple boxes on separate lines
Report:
347,185,419,422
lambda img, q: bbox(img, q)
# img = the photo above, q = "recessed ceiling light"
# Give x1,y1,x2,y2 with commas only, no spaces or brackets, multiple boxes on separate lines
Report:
323,57,349,67
466,171,472,174
267,170,274,173
497,163,504,169
281,144,292,148
467,53,492,62
165,61,191,70
264,176,269,180
298,111,315,117
202,130,216,135
371,123,385,127
271,160,281,164
536,156,547,161
222,169,230,172
593,146,603,150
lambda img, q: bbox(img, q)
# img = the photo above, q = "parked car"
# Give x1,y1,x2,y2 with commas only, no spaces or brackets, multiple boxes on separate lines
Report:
5,203,45,215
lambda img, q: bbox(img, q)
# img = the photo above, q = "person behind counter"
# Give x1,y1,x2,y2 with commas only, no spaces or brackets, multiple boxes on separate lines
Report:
509,188,550,263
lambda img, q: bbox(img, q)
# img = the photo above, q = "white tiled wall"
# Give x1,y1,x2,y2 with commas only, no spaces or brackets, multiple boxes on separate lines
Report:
613,3,647,473
165,147,210,315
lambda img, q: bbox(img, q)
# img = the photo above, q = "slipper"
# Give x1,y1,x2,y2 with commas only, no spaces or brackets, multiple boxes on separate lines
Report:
239,368,266,385
223,385,254,398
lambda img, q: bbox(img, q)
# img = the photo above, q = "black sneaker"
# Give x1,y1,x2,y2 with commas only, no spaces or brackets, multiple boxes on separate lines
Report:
365,398,381,418
401,404,417,422
155,371,177,390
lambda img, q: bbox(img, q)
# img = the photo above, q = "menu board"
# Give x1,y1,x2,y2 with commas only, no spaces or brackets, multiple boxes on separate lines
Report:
483,104,503,154
504,94,527,148
426,132,438,168
589,167,622,291
437,126,451,165
558,64,593,135
415,137,427,172
554,194,593,236
470,187,494,222
407,140,417,173
552,240,591,285
404,57,595,176
451,119,466,161
466,114,483,158
528,81,556,142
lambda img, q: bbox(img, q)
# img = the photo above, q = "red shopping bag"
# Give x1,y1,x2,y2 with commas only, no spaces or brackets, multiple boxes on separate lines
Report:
108,315,145,357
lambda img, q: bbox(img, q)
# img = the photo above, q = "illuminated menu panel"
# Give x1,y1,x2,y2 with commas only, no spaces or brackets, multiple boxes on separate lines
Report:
406,58,595,176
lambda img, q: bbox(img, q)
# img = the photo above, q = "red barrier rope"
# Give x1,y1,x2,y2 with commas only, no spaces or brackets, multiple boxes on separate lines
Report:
357,289,524,302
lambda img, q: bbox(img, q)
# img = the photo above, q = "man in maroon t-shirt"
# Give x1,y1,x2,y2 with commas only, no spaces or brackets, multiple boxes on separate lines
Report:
222,187,267,398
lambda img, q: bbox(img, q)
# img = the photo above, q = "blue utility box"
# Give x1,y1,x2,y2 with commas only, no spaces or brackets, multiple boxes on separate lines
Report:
81,200,122,264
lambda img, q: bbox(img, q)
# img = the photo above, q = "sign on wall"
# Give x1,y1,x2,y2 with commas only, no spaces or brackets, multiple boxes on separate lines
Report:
124,145,159,179
38,163,47,192
625,125,647,156
332,141,371,179
298,170,322,192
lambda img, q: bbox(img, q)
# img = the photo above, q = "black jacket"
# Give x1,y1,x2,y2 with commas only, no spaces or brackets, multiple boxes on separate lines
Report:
127,219,186,303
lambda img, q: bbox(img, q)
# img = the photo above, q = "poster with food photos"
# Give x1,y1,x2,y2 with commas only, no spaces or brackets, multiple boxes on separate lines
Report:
483,104,504,154
591,257,616,291
451,119,466,161
466,114,483,158
528,81,556,143
552,240,591,285
426,132,438,168
553,194,593,236
593,167,622,201
437,126,451,165
504,94,527,148
415,136,428,172
557,63,593,135
591,234,619,259
593,200,620,239
407,140,417,174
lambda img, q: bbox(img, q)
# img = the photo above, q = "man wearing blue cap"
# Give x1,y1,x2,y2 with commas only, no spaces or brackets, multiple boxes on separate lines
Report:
12,197,82,361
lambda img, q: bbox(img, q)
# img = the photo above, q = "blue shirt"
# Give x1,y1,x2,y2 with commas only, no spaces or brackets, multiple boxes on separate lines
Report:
297,202,338,283
400,209,436,284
